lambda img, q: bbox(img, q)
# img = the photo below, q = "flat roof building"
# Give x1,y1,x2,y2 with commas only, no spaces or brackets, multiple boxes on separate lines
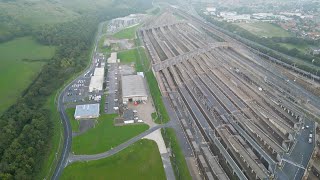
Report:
74,104,100,119
94,68,105,76
89,75,104,92
121,75,148,103
89,67,105,92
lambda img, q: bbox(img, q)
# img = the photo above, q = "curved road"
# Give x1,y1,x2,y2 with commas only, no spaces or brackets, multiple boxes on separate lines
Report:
52,22,105,180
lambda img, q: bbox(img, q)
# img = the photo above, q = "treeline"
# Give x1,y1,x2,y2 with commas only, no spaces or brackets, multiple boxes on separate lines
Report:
201,13,320,73
0,0,152,179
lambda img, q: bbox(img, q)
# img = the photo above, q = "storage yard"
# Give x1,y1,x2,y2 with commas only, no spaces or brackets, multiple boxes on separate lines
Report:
140,9,319,180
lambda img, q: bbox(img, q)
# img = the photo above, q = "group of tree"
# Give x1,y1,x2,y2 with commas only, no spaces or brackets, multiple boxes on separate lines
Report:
0,0,152,179
200,12,320,74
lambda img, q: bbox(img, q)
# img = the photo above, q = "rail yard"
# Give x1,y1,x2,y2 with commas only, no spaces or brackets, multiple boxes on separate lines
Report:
140,8,319,180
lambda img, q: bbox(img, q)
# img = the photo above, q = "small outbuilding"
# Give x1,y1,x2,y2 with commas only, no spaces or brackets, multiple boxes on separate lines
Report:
121,75,148,103
74,104,100,120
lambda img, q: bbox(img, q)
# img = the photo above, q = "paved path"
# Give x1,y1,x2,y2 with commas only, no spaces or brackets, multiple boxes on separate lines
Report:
67,124,168,164
143,129,175,180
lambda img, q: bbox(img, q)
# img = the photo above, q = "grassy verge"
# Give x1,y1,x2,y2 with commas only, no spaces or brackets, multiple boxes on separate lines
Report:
35,92,63,179
72,114,149,154
145,71,169,123
62,139,165,180
66,108,80,132
113,24,140,39
161,128,192,180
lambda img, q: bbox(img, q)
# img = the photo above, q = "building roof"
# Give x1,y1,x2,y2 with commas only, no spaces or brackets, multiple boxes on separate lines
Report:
94,68,105,76
122,75,147,98
74,104,100,118
89,75,104,91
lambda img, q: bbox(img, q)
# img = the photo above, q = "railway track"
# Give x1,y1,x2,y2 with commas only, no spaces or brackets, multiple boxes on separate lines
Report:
139,10,317,179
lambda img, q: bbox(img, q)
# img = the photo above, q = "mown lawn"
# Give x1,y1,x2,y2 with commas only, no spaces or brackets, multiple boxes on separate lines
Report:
72,114,149,154
118,48,139,64
66,108,80,132
236,22,292,38
162,128,192,180
62,139,165,180
0,36,55,114
113,24,140,39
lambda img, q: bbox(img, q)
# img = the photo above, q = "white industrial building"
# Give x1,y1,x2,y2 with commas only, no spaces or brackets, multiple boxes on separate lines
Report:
89,76,104,92
107,52,119,63
121,75,148,103
94,68,105,76
89,67,105,92
74,104,100,119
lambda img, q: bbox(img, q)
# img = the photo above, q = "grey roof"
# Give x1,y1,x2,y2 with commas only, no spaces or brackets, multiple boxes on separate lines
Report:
121,75,148,98
74,104,100,118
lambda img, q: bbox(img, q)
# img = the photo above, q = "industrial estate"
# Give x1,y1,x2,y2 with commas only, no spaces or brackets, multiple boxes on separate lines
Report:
52,3,320,180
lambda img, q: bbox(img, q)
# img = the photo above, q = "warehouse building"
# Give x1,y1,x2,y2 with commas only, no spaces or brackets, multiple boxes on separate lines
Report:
94,67,105,76
89,67,105,92
89,75,104,92
121,75,148,103
74,104,100,119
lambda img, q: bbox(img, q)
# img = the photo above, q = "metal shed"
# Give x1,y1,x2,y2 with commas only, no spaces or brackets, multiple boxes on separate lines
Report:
121,75,148,103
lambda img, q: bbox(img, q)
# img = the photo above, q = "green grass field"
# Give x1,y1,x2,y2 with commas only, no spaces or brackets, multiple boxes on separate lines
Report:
0,36,55,114
278,43,308,52
62,139,165,180
236,22,292,38
72,114,149,154
162,128,192,180
113,24,140,39
66,108,80,132
118,48,139,64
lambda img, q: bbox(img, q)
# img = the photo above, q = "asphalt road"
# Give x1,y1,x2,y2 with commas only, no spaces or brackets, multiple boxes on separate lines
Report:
52,21,105,180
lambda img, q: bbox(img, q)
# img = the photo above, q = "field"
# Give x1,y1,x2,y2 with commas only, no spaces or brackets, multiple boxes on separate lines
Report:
0,36,55,114
72,114,149,154
118,48,139,64
62,139,165,180
113,24,140,39
278,43,308,52
162,128,192,180
66,108,80,132
236,22,292,38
